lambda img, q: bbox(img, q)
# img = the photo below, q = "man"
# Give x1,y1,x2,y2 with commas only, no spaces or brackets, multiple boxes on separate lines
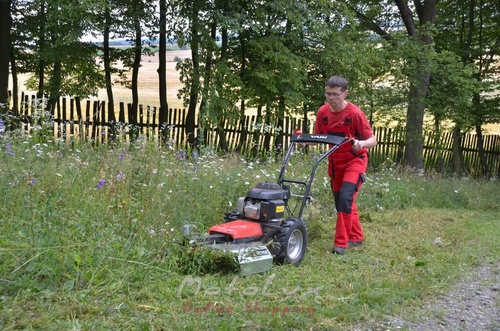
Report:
314,76,377,255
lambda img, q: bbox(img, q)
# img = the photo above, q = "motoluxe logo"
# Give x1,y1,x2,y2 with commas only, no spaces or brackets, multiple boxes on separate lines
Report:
177,273,323,297
177,274,320,318
310,135,328,139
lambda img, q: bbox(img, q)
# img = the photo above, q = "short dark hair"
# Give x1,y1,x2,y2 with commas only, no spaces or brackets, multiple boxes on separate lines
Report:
325,76,348,91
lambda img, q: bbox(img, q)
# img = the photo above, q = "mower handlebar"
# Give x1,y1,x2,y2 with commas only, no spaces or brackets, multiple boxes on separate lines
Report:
291,133,350,146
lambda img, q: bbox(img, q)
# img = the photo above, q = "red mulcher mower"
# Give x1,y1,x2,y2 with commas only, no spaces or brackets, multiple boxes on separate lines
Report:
184,133,352,275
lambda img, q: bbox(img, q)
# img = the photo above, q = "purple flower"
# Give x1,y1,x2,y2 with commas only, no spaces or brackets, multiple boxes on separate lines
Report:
116,173,123,180
6,142,13,156
30,179,37,185
192,151,199,161
96,179,107,189
176,149,186,161
0,118,5,133
118,153,125,161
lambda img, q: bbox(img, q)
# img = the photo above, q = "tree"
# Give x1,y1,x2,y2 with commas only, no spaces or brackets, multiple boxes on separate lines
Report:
172,0,204,146
435,0,500,176
425,51,477,170
0,0,12,112
348,0,437,169
14,0,105,109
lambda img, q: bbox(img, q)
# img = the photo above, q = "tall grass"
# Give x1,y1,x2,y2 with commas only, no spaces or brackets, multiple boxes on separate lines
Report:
0,131,499,330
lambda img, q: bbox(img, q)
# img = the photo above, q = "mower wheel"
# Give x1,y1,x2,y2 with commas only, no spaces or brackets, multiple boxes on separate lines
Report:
272,218,307,265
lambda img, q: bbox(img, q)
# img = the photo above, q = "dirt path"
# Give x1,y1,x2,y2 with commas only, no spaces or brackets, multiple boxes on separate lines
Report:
357,262,500,330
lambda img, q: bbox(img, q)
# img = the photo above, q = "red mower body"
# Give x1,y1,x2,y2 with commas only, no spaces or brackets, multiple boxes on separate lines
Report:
209,220,263,240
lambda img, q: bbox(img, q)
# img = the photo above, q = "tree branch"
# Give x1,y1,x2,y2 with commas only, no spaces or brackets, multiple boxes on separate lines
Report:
352,9,392,41
395,0,416,36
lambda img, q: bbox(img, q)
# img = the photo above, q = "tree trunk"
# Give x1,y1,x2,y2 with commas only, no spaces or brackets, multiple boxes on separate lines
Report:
103,5,116,126
404,69,428,170
36,2,46,99
130,0,142,139
275,97,285,161
237,35,248,152
0,0,11,110
216,26,229,152
263,106,272,153
217,117,228,152
251,105,263,158
451,125,463,174
184,1,201,147
475,123,489,177
9,51,18,115
48,60,62,114
302,104,308,133
157,0,168,141
198,22,216,147
238,99,247,152
396,0,437,170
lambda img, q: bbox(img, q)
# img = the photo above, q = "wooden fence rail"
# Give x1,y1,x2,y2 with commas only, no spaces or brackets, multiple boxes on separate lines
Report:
6,93,500,178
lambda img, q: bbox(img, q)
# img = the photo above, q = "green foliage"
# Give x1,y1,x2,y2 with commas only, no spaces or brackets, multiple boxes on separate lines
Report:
426,51,479,129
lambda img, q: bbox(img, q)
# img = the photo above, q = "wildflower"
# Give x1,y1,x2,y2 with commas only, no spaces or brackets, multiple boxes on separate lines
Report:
0,118,5,133
30,179,37,185
6,142,14,156
96,179,107,189
192,151,199,161
116,173,123,180
119,153,125,161
176,149,186,161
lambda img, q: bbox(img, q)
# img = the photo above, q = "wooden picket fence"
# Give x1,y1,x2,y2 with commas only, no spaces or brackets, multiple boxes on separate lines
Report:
7,93,500,177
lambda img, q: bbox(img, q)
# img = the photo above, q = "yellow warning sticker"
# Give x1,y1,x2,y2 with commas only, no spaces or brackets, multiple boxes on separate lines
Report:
276,205,285,213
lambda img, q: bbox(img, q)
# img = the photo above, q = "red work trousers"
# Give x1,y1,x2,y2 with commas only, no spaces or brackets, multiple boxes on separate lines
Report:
329,151,367,248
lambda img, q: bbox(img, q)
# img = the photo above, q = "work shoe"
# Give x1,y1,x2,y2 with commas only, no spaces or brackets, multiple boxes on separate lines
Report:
348,241,363,247
332,246,347,255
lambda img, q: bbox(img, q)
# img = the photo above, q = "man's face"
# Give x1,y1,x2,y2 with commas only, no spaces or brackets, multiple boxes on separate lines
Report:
325,86,347,109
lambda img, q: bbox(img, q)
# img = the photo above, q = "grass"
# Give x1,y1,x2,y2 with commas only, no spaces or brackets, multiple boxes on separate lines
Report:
0,131,499,330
